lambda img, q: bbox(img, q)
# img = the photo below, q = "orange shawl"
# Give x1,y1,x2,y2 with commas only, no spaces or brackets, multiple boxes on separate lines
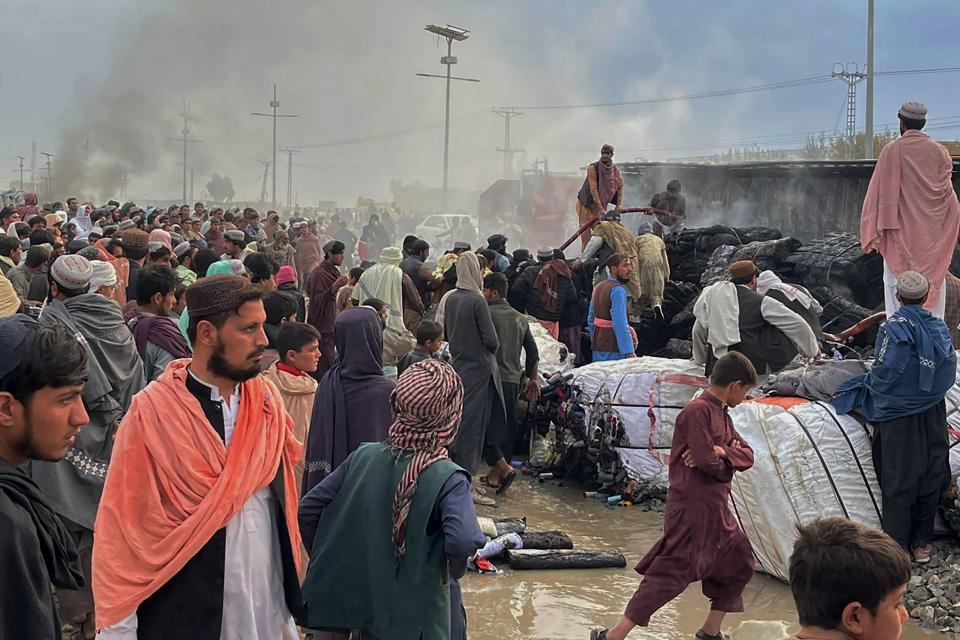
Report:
92,359,303,627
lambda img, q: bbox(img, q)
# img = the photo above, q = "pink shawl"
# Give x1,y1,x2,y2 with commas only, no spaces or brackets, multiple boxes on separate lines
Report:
860,130,960,309
598,161,621,207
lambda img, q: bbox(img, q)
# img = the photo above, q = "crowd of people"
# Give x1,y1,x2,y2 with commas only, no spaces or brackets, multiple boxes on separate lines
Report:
0,97,956,640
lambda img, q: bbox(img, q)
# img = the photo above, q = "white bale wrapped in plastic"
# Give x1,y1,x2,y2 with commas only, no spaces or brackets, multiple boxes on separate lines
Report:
526,317,576,377
562,356,708,483
727,357,960,580
726,398,882,580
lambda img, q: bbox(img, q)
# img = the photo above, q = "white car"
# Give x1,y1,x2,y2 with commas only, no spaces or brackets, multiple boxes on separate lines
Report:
415,214,478,250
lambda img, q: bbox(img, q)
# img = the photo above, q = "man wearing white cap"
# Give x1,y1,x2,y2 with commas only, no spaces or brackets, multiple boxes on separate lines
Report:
861,100,960,320
834,271,956,563
34,254,145,636
88,260,118,299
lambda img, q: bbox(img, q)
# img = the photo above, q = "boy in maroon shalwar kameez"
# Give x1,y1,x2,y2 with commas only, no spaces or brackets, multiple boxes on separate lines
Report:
593,352,758,640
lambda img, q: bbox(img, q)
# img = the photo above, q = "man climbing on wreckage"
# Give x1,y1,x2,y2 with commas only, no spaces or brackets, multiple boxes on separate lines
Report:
592,352,757,640
649,179,687,237
579,210,643,321
833,271,956,564
575,144,624,250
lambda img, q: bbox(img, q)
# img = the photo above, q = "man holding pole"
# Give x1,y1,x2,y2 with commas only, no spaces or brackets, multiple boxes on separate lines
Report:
576,144,624,250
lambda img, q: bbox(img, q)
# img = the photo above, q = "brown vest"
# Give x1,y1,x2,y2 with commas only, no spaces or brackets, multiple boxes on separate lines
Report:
591,279,620,353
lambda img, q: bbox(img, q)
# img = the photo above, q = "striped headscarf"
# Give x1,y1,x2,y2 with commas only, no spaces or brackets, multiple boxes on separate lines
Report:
388,359,464,556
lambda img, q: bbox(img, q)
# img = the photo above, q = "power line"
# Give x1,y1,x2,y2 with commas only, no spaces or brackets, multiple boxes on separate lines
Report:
507,75,835,111
291,110,488,149
505,66,960,111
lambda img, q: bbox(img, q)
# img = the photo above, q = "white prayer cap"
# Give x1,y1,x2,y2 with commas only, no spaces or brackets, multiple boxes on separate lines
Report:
88,260,117,292
898,101,928,120
897,271,929,299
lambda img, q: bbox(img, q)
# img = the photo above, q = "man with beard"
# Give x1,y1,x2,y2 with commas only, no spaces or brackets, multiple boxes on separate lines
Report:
34,255,146,639
588,254,638,361
124,266,191,382
93,275,304,639
0,317,88,640
576,144,623,250
307,241,348,377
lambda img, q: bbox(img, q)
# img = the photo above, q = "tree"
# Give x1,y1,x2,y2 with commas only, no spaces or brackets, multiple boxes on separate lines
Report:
206,173,235,203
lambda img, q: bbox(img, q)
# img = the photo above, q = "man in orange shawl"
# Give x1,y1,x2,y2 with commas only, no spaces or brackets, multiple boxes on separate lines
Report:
93,275,305,639
861,100,960,319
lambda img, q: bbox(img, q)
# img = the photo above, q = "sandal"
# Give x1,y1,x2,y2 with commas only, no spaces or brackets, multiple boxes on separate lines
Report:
481,474,502,490
496,470,517,495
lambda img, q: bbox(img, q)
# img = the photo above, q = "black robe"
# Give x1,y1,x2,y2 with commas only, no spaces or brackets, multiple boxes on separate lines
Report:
0,458,83,640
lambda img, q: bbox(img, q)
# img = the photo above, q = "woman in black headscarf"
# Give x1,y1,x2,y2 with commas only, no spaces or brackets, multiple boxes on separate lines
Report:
302,306,396,494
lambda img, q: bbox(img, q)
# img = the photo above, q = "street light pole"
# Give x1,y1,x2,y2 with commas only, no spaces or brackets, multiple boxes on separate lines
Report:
420,24,477,212
252,85,297,209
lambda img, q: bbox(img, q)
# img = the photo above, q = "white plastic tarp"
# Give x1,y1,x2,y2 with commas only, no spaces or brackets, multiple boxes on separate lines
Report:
527,318,576,377
726,399,882,580
562,357,708,483
561,356,960,580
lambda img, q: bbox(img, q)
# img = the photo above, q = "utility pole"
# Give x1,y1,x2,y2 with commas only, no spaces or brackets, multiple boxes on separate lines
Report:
252,85,298,209
257,160,271,204
492,107,524,179
865,0,875,158
418,24,479,211
832,63,867,159
279,147,301,209
30,142,37,192
169,99,203,203
190,167,195,202
41,152,54,197
15,156,26,191
120,171,128,199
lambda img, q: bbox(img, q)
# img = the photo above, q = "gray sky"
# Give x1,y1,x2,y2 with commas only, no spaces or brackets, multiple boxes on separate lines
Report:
5,0,960,206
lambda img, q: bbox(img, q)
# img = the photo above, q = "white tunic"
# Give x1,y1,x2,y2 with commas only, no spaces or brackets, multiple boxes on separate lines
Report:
97,373,297,640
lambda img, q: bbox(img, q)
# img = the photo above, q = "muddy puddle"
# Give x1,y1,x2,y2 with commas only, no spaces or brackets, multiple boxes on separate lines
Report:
462,477,939,640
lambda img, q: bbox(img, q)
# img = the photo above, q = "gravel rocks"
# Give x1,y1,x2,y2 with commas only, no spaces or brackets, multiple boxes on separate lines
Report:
904,538,960,636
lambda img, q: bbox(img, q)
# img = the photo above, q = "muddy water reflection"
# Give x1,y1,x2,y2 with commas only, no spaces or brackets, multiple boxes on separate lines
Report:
463,478,938,640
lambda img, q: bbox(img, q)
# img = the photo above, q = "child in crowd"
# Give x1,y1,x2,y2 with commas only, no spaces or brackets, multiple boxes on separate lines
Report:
398,320,443,376
593,352,758,640
262,322,321,488
336,266,365,314
787,517,911,640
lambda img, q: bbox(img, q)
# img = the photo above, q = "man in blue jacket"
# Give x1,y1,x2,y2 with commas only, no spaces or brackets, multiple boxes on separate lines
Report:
833,271,956,563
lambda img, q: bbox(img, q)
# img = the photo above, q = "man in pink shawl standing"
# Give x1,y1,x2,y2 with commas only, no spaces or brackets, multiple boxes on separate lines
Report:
861,101,960,319
576,144,624,250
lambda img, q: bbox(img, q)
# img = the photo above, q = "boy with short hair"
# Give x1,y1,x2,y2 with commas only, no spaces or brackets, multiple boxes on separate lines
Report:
593,351,758,640
788,517,911,640
398,320,443,376
0,317,89,639
263,321,321,489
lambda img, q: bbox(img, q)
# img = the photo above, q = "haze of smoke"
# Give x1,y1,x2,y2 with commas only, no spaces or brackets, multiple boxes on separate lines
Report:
52,0,754,207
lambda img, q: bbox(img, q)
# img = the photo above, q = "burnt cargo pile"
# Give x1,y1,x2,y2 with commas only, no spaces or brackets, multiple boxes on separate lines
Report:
632,227,886,356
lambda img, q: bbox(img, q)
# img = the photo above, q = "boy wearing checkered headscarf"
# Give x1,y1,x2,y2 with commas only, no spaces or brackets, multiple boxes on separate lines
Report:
300,360,486,640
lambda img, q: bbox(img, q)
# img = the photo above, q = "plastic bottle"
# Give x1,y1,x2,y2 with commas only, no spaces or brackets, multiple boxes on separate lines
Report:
477,532,524,559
